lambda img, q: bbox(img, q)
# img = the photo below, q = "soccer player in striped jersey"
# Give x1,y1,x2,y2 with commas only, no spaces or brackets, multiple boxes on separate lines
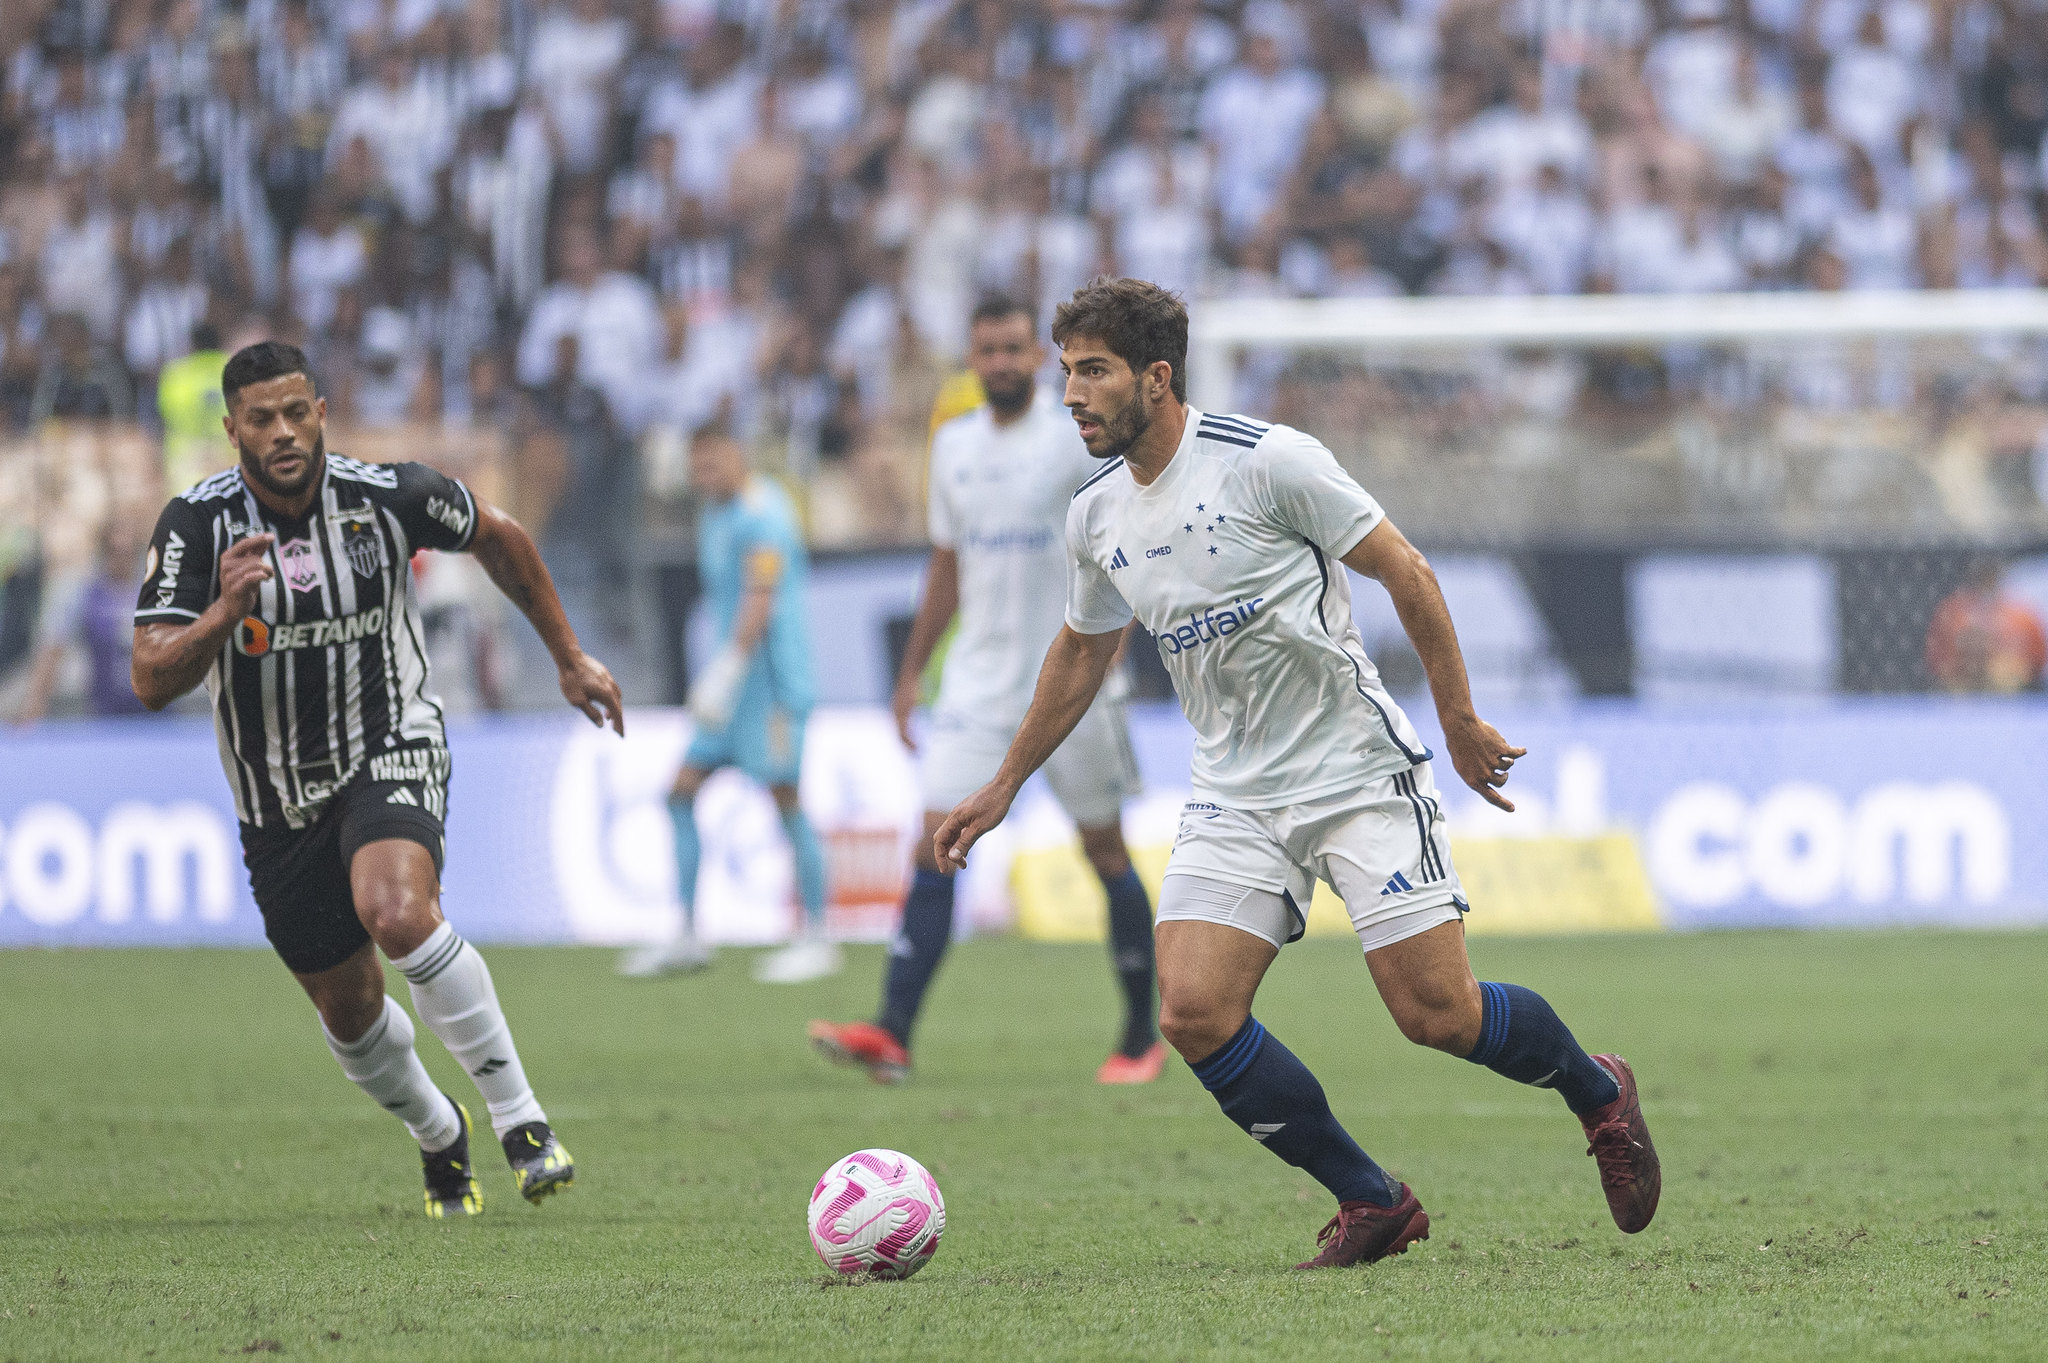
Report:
131,341,625,1217
933,279,1660,1269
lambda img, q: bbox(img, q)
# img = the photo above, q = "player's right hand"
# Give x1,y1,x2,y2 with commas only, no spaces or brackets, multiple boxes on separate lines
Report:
890,674,919,752
932,781,1014,873
218,533,276,616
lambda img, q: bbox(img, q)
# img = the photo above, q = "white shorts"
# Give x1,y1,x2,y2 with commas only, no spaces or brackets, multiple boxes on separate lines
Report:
1158,762,1468,953
921,691,1141,828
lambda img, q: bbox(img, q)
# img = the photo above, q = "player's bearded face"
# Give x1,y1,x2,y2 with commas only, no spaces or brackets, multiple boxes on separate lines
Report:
1073,375,1149,461
231,378,327,499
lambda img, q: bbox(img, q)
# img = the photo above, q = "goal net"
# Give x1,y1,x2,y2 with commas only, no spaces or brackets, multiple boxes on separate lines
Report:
1185,290,2048,697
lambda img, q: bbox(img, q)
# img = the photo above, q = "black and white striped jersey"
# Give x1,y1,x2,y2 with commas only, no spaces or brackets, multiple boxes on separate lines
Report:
134,453,480,829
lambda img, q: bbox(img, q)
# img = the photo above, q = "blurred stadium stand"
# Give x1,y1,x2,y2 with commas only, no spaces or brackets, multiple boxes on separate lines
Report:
5,0,2048,718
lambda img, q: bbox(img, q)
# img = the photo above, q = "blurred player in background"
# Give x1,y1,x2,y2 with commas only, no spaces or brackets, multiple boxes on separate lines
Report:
808,296,1162,1086
620,427,836,983
935,278,1660,1269
131,341,622,1216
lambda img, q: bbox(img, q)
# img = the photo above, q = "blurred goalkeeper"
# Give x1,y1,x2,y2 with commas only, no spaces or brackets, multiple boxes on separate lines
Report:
619,427,836,983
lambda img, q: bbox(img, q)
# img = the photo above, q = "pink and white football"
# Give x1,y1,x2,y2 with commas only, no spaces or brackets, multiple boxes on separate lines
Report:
807,1148,946,1280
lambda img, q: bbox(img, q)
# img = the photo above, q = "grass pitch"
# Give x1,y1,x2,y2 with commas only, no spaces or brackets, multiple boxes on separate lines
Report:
1,930,2042,1361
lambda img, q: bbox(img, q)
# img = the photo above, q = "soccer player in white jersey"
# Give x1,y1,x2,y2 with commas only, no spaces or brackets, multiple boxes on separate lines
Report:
934,279,1661,1269
809,296,1164,1086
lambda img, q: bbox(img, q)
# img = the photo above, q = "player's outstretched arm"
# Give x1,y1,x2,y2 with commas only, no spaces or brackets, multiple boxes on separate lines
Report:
468,501,624,735
1343,520,1526,812
933,623,1120,870
890,547,959,751
131,533,276,710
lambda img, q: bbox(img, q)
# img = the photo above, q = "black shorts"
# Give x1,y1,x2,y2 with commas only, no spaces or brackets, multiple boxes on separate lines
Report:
240,747,451,975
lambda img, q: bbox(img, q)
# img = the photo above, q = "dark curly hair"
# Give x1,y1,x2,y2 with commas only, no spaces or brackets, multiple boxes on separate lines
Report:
1051,277,1188,402
222,340,315,407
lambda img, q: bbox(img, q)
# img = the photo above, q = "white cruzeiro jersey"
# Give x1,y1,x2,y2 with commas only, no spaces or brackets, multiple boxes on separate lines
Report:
1064,409,1430,809
929,387,1104,729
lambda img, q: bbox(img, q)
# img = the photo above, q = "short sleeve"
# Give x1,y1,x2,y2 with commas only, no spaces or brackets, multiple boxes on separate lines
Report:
134,496,216,625
1064,505,1134,635
1256,428,1384,558
389,461,480,553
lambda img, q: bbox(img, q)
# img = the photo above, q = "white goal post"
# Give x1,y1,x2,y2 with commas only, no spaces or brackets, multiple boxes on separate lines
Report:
1186,289,2048,414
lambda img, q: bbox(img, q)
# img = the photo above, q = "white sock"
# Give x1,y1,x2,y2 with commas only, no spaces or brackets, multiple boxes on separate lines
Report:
323,996,462,1152
393,923,547,1138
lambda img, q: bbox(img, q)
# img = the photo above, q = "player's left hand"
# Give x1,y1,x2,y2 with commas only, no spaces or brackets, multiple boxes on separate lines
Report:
932,781,1016,873
559,651,625,735
1444,713,1525,813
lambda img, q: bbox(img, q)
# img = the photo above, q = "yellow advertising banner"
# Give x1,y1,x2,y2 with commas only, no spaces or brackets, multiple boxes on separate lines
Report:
1011,834,1662,942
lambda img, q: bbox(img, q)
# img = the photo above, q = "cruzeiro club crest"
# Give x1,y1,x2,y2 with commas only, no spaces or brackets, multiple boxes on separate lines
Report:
339,511,385,580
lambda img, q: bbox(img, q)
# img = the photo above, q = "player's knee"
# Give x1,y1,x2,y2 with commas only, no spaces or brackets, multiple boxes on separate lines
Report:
1390,983,1482,1054
1157,993,1242,1063
670,767,707,803
356,882,441,956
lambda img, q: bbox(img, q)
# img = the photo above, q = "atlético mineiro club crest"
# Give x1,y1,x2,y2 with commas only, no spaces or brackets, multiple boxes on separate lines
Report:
278,537,321,593
340,514,384,579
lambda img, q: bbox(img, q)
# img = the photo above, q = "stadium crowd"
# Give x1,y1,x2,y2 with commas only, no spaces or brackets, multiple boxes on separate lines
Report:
5,0,2048,714
8,0,2048,448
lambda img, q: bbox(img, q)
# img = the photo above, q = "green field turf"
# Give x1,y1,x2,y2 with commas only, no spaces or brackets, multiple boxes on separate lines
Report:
1,930,2042,1361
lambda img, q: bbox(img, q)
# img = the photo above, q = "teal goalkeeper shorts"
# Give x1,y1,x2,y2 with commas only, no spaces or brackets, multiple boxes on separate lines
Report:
683,698,808,788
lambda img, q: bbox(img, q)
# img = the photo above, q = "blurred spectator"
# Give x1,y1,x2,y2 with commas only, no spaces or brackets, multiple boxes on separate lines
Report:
528,0,629,175
156,318,228,492
40,175,121,339
1201,29,1324,243
516,222,660,430
1926,560,2048,691
328,44,456,224
12,518,149,722
286,190,366,334
123,237,208,381
0,261,44,427
31,312,132,422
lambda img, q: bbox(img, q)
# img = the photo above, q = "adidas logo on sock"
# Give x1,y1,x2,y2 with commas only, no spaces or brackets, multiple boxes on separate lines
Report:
386,787,420,806
1380,872,1413,896
1249,1122,1286,1143
471,1058,508,1077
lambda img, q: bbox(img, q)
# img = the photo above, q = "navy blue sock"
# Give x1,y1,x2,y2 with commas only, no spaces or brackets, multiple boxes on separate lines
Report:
875,869,955,1046
1466,982,1619,1116
1190,1017,1396,1207
1100,868,1156,1057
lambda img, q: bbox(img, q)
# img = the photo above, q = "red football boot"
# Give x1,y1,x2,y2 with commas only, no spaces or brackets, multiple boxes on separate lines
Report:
1096,1041,1167,1085
1293,1183,1431,1270
807,1020,911,1085
1581,1054,1661,1233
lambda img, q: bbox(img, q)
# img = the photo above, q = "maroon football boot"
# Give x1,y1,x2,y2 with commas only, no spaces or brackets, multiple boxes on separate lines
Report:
1293,1182,1431,1270
1581,1054,1661,1233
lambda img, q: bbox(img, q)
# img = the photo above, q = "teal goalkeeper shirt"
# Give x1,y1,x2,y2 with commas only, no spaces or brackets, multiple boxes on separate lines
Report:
698,475,815,715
